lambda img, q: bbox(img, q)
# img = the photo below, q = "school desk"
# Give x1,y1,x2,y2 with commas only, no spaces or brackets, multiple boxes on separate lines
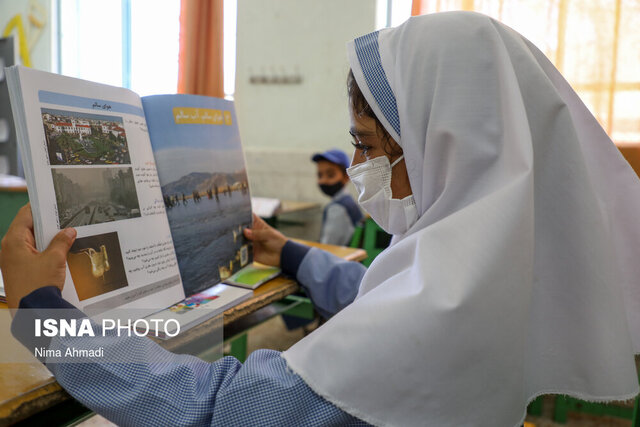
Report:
618,143,640,179
0,240,366,425
255,198,321,227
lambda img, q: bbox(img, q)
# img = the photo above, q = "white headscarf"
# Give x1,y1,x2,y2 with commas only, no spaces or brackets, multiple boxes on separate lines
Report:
283,11,640,427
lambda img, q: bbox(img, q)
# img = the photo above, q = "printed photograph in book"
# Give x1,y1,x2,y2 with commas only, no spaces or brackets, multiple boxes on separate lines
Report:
41,108,131,165
67,231,128,301
51,167,141,228
143,95,252,296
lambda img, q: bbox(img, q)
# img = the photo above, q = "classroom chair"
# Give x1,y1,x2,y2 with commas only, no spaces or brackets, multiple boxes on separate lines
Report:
526,396,544,416
0,189,28,239
550,362,640,424
349,221,364,248
527,365,640,425
552,393,640,425
350,217,392,267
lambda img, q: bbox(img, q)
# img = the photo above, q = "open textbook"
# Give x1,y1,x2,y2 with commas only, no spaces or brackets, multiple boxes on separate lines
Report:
6,65,256,330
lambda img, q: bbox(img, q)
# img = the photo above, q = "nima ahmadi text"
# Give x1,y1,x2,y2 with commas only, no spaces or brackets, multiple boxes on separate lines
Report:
35,346,105,358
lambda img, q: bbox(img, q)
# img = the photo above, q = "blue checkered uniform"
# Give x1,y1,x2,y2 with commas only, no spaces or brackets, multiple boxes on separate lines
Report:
13,242,368,426
47,338,368,426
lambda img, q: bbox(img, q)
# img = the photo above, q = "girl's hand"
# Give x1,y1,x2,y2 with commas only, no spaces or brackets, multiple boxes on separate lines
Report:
0,204,76,309
243,214,288,267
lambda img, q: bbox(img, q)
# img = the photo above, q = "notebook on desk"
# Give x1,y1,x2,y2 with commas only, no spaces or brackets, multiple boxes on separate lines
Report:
223,262,281,290
251,197,282,218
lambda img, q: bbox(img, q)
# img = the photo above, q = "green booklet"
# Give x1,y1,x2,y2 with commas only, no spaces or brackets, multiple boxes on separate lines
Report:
223,262,281,289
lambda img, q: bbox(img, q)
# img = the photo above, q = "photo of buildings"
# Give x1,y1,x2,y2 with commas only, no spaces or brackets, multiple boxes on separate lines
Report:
42,108,130,165
51,167,141,228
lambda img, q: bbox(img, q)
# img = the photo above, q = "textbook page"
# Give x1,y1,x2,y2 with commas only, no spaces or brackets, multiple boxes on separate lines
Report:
6,66,185,313
142,95,253,297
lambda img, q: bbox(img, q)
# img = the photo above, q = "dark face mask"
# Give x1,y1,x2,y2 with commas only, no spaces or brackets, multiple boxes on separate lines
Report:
319,182,344,197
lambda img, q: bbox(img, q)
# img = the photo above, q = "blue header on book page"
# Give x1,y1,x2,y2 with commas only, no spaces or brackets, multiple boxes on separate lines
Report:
39,90,146,117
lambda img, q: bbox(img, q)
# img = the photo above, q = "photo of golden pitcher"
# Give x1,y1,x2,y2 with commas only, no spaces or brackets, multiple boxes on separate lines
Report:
67,232,128,301
77,245,110,280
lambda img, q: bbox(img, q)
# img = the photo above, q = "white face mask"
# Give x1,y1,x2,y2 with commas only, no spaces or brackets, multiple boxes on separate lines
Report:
347,154,419,235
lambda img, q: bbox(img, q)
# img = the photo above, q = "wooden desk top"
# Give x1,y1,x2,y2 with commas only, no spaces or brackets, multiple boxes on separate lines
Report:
0,240,366,425
0,175,27,193
279,200,320,215
0,186,28,193
293,239,365,262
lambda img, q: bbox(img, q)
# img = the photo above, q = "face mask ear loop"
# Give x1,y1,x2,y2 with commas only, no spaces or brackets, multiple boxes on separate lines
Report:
390,154,404,168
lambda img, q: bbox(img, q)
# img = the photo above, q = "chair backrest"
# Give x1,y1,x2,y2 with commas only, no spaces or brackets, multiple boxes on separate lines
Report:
350,217,391,267
348,221,364,248
0,190,28,240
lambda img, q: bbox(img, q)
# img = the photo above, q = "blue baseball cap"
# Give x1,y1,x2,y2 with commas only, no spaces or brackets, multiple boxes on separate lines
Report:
311,149,351,169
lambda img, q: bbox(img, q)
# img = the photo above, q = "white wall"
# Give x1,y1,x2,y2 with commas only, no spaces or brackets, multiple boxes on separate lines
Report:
0,0,53,72
235,0,376,202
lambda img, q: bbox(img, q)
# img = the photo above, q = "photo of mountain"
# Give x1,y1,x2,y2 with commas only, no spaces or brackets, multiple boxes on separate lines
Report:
161,171,248,197
143,94,253,296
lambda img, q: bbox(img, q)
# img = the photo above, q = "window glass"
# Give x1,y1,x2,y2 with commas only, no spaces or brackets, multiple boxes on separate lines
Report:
59,0,123,87
131,0,180,96
59,0,180,95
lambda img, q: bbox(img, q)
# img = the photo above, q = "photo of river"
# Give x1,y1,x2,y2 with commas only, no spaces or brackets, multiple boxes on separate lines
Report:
166,185,252,296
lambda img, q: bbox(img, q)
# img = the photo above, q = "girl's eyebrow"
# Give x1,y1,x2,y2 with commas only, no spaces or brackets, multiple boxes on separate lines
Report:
349,129,376,137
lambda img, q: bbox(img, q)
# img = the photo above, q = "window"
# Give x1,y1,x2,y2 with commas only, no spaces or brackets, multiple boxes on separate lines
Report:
411,0,640,144
56,0,180,96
